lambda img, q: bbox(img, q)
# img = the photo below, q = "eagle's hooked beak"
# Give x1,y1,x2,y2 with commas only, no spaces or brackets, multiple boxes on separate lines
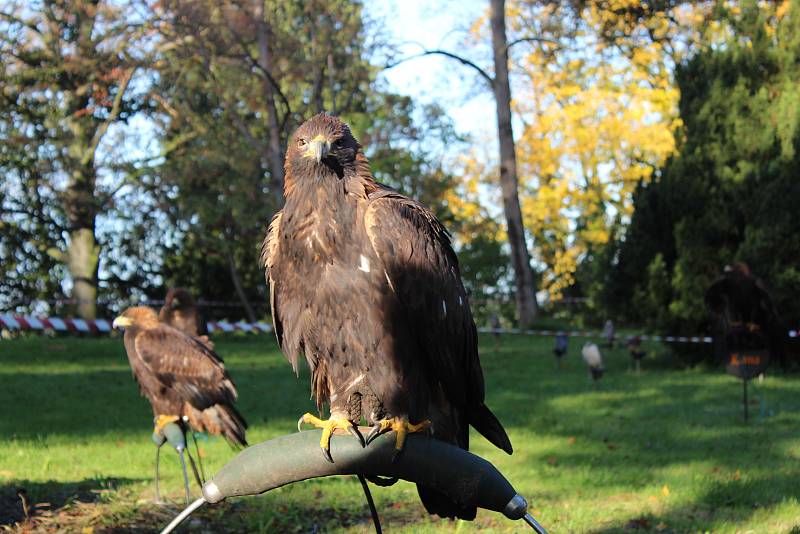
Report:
112,316,133,329
305,134,331,163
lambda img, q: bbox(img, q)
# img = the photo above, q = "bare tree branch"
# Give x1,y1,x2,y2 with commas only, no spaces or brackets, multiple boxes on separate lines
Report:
384,49,495,88
0,11,43,35
81,66,136,166
505,36,561,51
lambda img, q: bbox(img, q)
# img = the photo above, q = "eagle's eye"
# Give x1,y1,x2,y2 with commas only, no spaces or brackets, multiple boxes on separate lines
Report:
297,137,307,148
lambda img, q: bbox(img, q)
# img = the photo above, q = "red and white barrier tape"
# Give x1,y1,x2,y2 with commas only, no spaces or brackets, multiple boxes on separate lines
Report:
477,327,714,344
0,314,272,335
478,328,799,343
2,313,795,343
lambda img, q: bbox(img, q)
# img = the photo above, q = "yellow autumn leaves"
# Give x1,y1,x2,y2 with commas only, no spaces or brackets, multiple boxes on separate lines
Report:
510,2,685,296
452,1,793,299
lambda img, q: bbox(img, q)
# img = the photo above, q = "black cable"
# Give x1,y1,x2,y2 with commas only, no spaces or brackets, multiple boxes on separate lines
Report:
357,474,382,534
191,432,206,482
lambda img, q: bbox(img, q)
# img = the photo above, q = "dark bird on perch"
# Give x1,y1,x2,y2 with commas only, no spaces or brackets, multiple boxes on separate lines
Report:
582,342,604,382
626,336,646,373
705,262,786,368
113,306,247,503
601,319,615,348
626,336,644,356
159,287,210,344
262,113,512,520
553,333,568,369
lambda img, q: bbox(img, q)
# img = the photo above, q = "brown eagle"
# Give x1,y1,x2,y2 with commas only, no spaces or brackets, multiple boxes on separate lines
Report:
113,306,247,446
114,306,247,501
262,113,512,520
159,287,209,339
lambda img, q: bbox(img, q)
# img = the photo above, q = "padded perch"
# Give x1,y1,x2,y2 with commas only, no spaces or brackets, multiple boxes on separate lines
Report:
161,428,547,533
206,427,515,510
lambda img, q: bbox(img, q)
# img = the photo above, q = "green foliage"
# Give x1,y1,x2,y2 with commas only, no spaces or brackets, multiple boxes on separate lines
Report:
0,1,149,317
457,234,513,325
630,253,672,331
347,93,462,225
609,1,800,333
122,1,467,315
0,1,478,317
0,147,67,310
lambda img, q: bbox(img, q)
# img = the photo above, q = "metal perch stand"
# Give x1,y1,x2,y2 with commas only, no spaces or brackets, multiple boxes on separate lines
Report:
160,427,548,533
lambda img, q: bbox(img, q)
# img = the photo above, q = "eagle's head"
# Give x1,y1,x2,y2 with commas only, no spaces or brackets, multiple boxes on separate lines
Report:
113,306,159,330
285,113,360,181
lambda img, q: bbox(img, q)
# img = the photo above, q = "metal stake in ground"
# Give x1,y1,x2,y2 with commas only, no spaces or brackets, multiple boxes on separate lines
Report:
743,378,748,422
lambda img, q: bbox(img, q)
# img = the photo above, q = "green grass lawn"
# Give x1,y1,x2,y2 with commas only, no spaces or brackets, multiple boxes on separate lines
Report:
2,333,800,533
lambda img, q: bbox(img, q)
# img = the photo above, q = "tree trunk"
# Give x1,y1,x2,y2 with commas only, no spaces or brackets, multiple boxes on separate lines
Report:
254,0,286,207
64,99,99,320
227,252,257,323
67,227,99,320
490,0,539,326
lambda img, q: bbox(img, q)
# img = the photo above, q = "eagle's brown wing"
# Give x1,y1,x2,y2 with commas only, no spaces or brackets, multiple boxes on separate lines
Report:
365,190,511,521
134,326,247,446
365,189,512,454
262,210,299,371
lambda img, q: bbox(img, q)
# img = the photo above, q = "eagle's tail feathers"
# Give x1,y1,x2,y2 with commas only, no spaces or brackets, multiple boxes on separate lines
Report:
417,484,477,520
214,404,248,448
186,402,248,448
468,403,513,454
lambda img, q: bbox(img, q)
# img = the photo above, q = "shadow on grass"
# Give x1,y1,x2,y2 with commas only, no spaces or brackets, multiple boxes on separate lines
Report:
0,476,142,527
0,363,314,440
93,493,422,534
480,336,800,532
589,472,800,533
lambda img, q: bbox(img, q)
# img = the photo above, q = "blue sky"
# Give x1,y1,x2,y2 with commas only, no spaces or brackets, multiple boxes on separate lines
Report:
369,0,497,147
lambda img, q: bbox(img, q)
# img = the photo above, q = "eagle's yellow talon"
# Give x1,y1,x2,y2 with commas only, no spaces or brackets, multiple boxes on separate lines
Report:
365,416,431,455
154,414,180,434
297,412,360,462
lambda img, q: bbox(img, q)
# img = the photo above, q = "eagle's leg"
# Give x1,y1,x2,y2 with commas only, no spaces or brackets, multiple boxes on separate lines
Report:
365,416,431,461
297,412,364,462
177,446,191,505
154,444,163,504
151,415,180,504
154,414,180,434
